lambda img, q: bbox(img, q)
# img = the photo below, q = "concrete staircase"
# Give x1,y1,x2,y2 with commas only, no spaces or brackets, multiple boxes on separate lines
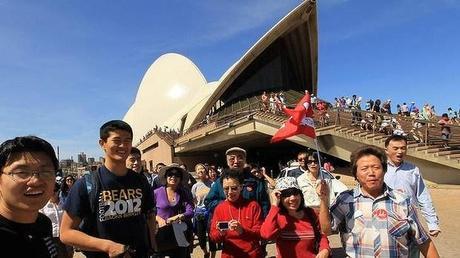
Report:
251,107,460,170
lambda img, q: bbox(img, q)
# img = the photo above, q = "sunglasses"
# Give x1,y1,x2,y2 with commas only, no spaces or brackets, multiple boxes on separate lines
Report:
306,160,318,164
280,188,302,197
166,172,182,178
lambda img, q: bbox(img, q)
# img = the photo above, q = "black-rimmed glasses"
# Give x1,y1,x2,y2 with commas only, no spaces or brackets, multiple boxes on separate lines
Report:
3,170,56,182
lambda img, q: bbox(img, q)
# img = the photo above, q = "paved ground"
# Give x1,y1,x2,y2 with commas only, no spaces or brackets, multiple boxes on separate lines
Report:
75,173,459,257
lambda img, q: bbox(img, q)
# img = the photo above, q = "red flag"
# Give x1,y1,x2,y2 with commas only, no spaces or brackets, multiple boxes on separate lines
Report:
271,91,316,143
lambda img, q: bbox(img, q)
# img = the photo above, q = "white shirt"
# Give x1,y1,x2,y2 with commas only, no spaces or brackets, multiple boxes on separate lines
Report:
40,200,64,237
297,170,347,208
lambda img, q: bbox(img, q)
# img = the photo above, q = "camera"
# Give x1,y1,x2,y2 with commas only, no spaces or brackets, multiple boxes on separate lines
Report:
217,221,229,230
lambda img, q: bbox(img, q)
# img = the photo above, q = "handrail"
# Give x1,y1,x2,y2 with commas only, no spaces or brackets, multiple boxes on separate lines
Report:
326,107,460,148
179,94,460,151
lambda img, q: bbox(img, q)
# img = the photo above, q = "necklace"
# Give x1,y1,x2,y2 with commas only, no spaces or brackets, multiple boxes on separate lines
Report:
227,201,241,221
166,188,177,204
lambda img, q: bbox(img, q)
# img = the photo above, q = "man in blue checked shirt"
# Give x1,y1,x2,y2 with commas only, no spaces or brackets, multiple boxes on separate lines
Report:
318,145,439,258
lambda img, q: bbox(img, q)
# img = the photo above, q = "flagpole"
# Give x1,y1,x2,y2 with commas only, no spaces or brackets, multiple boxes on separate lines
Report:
313,129,324,180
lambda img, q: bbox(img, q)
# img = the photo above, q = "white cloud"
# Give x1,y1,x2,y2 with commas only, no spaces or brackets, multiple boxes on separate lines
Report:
133,1,299,55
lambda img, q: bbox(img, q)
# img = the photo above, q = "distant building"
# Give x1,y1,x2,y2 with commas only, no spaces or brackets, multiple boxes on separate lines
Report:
78,152,87,164
87,157,95,165
60,159,73,169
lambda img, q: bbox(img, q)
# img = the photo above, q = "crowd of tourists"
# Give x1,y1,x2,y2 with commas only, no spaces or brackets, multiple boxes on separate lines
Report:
0,119,443,258
332,95,458,146
261,91,286,114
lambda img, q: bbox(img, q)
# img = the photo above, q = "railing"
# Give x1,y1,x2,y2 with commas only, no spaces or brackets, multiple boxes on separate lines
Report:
181,90,305,136
329,108,460,148
178,92,460,151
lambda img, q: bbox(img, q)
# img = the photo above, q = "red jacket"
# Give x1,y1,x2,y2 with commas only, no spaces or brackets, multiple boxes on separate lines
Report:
260,206,330,258
209,198,263,258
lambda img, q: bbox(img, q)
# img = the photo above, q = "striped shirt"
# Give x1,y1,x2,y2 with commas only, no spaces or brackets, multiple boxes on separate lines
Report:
330,185,429,258
260,206,330,258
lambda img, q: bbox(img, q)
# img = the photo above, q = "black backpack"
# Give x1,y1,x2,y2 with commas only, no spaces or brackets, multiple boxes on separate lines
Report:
78,169,102,236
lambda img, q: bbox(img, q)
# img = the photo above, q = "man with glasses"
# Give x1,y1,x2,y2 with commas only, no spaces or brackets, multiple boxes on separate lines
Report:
0,136,59,257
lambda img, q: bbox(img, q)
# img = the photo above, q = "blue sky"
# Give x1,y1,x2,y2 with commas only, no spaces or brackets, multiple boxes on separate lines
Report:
1,0,459,160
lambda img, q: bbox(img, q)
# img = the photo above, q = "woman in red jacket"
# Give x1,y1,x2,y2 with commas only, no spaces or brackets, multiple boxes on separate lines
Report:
260,177,330,258
209,169,263,258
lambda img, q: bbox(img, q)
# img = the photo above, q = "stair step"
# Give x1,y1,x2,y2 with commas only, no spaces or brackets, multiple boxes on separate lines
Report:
435,150,460,156
351,130,364,136
364,133,379,139
447,154,460,159
407,143,424,148
416,145,443,151
425,148,443,154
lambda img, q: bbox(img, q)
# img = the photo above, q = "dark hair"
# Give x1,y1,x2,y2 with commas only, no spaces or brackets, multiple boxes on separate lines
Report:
277,191,320,253
297,151,308,158
60,175,75,196
307,152,320,163
156,162,166,169
220,168,244,185
248,163,259,171
208,165,219,176
384,134,407,148
130,147,141,156
100,120,133,141
278,188,305,213
350,145,387,179
0,136,58,172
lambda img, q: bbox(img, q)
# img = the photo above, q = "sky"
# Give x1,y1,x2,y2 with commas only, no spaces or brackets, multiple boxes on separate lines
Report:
0,0,459,160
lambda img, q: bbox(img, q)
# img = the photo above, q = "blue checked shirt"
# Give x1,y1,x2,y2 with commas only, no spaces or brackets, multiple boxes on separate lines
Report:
330,185,429,258
384,161,440,231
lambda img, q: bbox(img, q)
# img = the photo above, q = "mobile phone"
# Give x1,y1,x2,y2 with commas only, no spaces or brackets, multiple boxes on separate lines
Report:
217,221,229,230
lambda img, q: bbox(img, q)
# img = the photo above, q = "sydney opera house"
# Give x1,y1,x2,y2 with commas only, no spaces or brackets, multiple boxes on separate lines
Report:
123,0,460,183
124,1,319,170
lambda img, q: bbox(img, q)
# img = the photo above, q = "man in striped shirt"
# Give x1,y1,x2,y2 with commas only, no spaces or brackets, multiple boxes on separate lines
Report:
318,145,439,258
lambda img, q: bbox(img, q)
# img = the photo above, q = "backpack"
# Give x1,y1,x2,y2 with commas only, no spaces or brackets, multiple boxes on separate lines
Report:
79,169,102,236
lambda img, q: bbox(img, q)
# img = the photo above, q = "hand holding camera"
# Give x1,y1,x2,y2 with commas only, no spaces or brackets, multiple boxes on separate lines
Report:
228,219,243,235
217,220,242,234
